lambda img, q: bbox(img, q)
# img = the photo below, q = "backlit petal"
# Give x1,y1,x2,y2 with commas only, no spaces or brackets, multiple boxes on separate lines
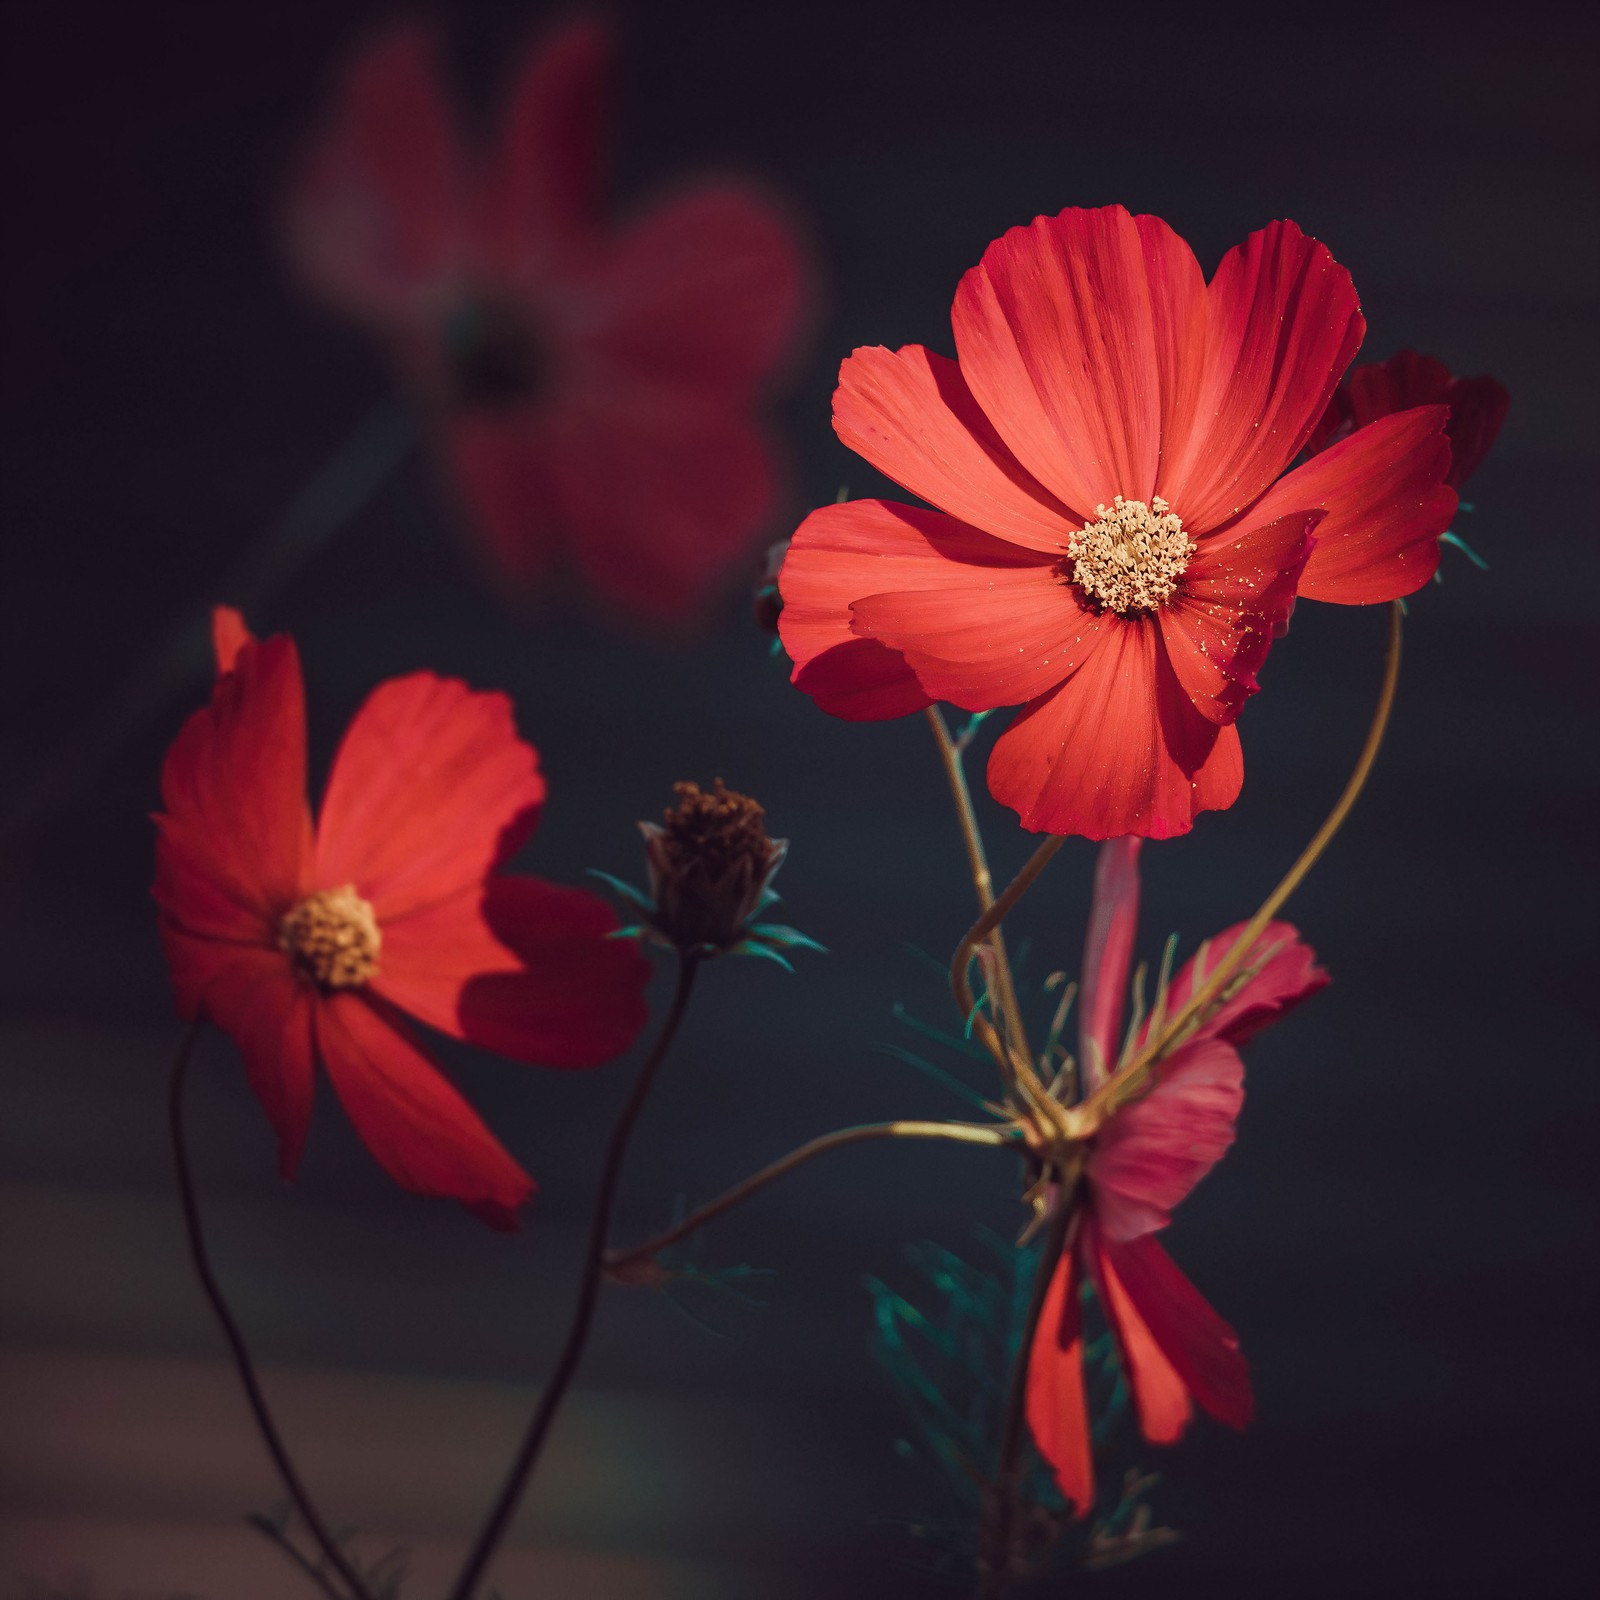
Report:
1025,1243,1094,1517
1088,1220,1192,1444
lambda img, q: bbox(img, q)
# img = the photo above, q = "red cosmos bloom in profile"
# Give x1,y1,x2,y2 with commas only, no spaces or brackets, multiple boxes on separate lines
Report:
779,206,1457,838
1025,838,1328,1514
284,18,809,624
1309,349,1510,490
153,608,650,1226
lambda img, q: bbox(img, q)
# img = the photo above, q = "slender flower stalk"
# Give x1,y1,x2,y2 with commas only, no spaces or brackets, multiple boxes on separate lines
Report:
606,1117,1020,1276
169,1023,375,1600
447,953,702,1600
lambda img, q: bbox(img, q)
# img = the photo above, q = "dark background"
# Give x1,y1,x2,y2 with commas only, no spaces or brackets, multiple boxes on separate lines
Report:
2,1,1596,1596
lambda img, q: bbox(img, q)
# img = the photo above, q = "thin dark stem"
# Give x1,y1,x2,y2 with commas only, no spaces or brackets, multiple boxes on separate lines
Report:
979,1179,1079,1600
169,1023,373,1600
447,953,703,1600
247,1515,355,1600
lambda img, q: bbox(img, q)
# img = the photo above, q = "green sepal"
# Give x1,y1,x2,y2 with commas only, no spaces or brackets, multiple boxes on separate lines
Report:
585,868,655,913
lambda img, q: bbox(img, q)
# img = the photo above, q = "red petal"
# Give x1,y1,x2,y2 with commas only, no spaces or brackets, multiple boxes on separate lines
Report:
439,412,565,589
283,24,464,321
1088,1220,1192,1444
953,205,1171,520
155,632,313,932
163,937,315,1179
1163,222,1364,533
1078,838,1143,1090
315,992,535,1227
1160,511,1316,722
791,639,931,723
1154,919,1328,1049
832,345,1077,552
778,500,1042,720
849,562,1100,711
1089,1037,1244,1241
1248,407,1455,604
375,877,649,1067
1025,1244,1094,1517
477,17,613,274
582,184,809,393
1137,214,1211,484
985,619,1243,839
210,607,254,675
1097,1232,1253,1430
315,673,546,921
1440,373,1510,489
548,391,780,625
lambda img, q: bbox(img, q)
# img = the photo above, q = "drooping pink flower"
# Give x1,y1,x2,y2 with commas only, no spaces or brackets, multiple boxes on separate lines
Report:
1026,838,1328,1513
284,19,809,624
778,206,1456,838
153,608,650,1226
1308,349,1510,490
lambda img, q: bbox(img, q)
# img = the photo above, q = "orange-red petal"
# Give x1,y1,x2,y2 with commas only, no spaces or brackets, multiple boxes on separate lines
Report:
1089,1221,1193,1445
1025,1243,1094,1517
315,992,535,1228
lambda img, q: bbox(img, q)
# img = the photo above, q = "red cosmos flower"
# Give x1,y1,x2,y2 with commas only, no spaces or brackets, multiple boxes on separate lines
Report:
1309,349,1510,490
778,206,1457,838
153,608,650,1226
284,19,808,624
1026,838,1328,1514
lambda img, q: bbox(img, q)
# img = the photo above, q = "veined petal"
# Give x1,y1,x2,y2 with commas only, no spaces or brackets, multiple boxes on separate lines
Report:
1025,1243,1094,1517
315,992,535,1227
1163,221,1364,533
849,564,1100,711
985,619,1243,839
283,24,464,321
1078,838,1142,1090
1152,919,1328,1049
1097,1232,1252,1430
156,632,313,929
375,877,649,1067
952,205,1166,519
315,673,546,921
832,344,1078,552
1089,1037,1244,1241
777,499,1038,720
1245,407,1455,604
1160,511,1316,722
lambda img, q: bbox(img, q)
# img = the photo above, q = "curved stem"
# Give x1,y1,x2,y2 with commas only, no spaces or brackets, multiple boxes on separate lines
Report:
447,953,702,1600
926,709,1030,1074
169,1024,372,1600
1090,600,1404,1122
950,835,1067,1063
606,1118,1018,1275
978,1174,1079,1598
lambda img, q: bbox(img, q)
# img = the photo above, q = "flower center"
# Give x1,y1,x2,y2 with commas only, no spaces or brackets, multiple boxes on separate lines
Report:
279,885,381,990
1063,495,1196,614
445,296,548,411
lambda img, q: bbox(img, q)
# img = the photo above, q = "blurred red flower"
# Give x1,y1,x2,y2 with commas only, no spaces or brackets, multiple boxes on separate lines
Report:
153,607,650,1226
1309,348,1510,490
284,19,809,624
779,206,1456,838
1025,839,1328,1514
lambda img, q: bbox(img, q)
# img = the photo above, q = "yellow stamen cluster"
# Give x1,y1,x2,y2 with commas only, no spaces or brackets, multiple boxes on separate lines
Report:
1065,494,1196,614
279,885,381,989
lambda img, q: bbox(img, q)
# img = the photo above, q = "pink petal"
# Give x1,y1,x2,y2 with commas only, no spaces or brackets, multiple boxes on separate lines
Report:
1155,919,1329,1049
1025,1244,1094,1517
1078,838,1143,1088
1097,1232,1253,1430
375,877,649,1068
315,992,535,1228
581,183,809,393
1089,1037,1244,1241
952,205,1171,519
315,673,546,922
283,24,464,322
1162,221,1364,534
1245,407,1455,604
778,500,1042,721
1159,510,1316,722
832,344,1077,552
849,563,1101,711
985,618,1243,839
155,632,314,931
